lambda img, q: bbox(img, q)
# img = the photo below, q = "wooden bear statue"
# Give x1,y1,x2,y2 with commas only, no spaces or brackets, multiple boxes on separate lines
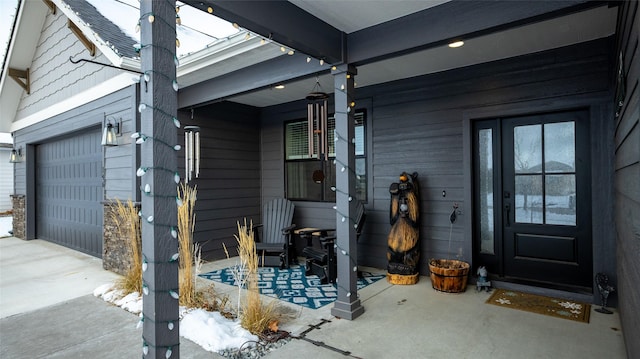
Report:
387,172,420,285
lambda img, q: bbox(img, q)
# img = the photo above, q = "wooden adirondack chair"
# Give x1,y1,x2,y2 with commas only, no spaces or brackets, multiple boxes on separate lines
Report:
254,198,296,268
299,200,366,284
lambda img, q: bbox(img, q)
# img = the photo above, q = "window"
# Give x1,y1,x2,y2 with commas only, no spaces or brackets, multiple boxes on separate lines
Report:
285,112,366,202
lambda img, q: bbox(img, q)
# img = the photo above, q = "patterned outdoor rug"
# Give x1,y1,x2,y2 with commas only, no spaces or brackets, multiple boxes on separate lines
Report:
200,265,385,310
486,289,591,323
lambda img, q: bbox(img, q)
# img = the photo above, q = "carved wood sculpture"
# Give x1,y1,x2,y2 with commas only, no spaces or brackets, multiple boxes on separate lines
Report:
387,172,420,285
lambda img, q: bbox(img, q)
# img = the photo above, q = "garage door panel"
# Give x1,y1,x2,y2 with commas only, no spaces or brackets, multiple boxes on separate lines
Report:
36,129,103,257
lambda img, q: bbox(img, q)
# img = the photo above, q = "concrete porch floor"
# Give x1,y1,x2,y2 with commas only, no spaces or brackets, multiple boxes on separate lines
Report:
0,236,627,358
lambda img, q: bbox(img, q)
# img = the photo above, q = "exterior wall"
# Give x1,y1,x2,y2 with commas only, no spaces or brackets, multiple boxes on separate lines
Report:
13,85,137,242
260,38,615,302
177,102,261,260
0,148,13,212
14,6,123,122
614,1,640,357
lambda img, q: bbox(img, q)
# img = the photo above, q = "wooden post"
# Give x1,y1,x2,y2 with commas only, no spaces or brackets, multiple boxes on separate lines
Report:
330,64,364,320
139,1,180,358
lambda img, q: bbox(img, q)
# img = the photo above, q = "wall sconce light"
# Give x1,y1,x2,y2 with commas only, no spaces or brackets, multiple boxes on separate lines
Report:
9,147,22,163
101,117,121,146
184,125,200,183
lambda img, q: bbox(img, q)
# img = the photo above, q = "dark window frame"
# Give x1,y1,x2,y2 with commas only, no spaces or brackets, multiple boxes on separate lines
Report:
284,111,367,202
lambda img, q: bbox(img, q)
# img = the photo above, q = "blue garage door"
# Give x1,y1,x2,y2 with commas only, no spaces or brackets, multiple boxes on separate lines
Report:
36,129,103,257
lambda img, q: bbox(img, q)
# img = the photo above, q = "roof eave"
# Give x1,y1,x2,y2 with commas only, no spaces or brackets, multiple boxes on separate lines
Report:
53,0,124,67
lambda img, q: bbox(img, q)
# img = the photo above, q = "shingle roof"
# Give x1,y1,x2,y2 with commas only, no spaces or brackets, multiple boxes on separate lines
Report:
64,0,138,59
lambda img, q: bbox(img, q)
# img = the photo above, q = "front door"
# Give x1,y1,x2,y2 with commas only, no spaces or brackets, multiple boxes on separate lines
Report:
474,110,592,289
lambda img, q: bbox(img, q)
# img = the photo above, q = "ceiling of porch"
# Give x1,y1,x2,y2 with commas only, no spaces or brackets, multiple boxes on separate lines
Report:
182,1,618,109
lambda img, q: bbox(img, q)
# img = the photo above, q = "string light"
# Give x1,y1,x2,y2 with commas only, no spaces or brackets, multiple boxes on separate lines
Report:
142,279,179,299
133,43,179,67
138,103,181,128
332,206,361,227
333,158,360,180
131,132,181,151
136,166,181,184
142,337,179,358
141,187,182,206
330,186,353,201
134,70,179,92
138,314,176,333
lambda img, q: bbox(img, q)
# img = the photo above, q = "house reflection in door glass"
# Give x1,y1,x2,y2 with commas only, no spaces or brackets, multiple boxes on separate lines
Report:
515,175,543,224
513,122,577,226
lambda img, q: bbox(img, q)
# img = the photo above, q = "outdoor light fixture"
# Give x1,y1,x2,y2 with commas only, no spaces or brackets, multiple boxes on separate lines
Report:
101,117,122,146
9,147,22,163
184,125,200,183
448,40,464,48
307,77,329,161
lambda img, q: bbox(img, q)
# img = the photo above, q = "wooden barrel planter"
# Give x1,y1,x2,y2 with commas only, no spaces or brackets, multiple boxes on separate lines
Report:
429,259,470,293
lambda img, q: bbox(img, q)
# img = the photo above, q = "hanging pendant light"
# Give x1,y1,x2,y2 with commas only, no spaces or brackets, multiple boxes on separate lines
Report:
306,77,329,161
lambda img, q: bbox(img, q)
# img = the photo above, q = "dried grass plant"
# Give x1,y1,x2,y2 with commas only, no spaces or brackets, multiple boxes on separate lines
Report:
177,183,199,307
111,199,142,294
233,219,281,335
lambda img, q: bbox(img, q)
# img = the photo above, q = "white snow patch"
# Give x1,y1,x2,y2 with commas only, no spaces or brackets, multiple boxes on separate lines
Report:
115,292,143,313
0,216,12,237
95,282,258,354
93,283,115,297
180,308,258,353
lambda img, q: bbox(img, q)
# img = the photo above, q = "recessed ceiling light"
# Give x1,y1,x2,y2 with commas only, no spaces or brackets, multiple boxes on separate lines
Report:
274,85,285,90
448,40,464,48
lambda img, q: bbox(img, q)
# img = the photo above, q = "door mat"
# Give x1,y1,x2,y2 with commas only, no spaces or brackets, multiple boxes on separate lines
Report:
199,265,385,310
486,289,590,323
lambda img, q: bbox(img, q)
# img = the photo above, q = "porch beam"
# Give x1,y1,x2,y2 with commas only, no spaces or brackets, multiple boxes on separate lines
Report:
178,52,328,109
331,64,363,320
347,0,596,64
182,0,345,64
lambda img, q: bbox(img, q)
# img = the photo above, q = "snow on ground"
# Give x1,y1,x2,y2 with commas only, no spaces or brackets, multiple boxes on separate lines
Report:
93,283,257,353
0,216,12,237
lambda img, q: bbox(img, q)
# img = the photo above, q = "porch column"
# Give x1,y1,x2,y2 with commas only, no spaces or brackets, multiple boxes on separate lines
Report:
331,64,364,320
139,1,180,358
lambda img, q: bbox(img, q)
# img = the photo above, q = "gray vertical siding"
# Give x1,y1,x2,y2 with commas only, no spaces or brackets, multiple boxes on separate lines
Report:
614,1,640,357
260,38,615,290
177,102,261,260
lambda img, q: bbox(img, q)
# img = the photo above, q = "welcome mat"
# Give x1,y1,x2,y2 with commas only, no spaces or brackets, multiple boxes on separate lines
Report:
199,266,385,310
486,289,591,323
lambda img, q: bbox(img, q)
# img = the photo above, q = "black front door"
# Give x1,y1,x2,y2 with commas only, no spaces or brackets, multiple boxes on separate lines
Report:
474,110,592,289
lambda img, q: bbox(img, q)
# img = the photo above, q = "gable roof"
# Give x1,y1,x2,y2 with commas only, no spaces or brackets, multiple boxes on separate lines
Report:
0,0,286,133
64,0,138,60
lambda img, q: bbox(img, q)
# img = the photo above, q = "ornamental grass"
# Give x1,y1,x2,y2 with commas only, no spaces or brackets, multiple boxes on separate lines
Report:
234,219,281,335
111,199,142,294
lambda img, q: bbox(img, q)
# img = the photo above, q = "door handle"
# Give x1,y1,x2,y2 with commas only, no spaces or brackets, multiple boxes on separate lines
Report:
505,203,511,227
